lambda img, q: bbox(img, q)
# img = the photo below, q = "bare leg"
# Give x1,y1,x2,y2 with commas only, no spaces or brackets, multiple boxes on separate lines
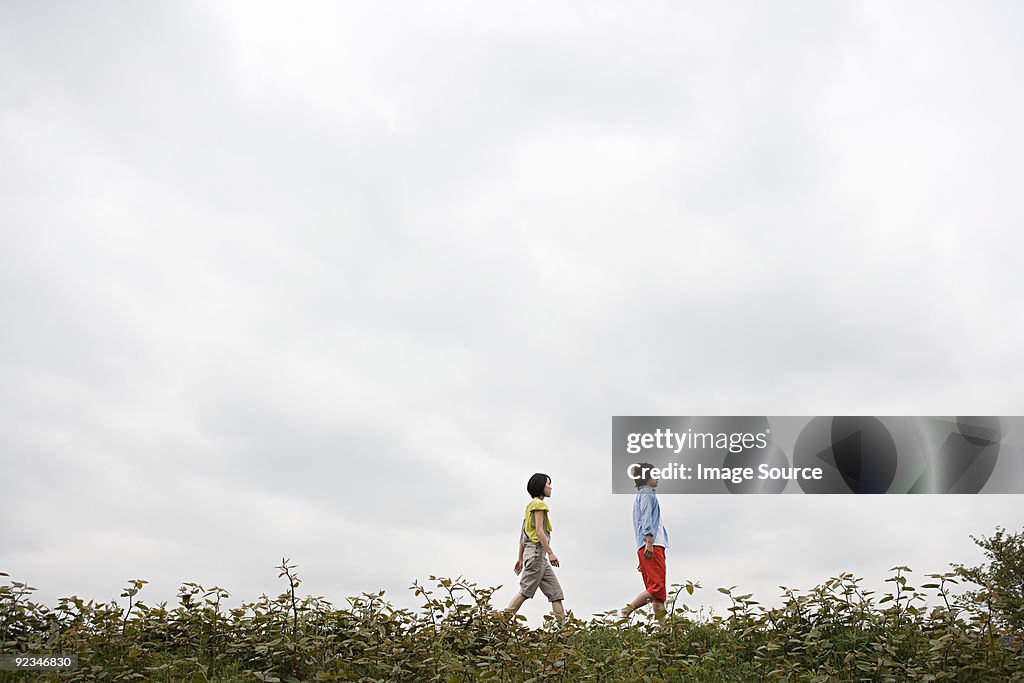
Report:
551,600,566,624
621,590,653,617
651,600,666,625
504,592,527,616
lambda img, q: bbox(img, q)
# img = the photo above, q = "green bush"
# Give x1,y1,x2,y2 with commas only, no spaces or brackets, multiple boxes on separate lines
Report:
953,526,1024,637
1,538,1023,682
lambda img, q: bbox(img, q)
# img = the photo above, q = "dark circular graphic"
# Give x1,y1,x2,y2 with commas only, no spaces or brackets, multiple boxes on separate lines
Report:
957,416,1002,448
932,416,1001,493
794,416,898,493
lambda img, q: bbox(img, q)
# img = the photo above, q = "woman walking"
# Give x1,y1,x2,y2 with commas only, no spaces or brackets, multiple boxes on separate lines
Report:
504,472,567,624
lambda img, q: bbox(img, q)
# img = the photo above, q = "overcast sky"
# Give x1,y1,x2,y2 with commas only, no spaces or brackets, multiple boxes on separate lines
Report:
2,1,1023,626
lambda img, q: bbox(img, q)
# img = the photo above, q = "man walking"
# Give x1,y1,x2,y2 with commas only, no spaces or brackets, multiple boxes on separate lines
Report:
621,463,669,624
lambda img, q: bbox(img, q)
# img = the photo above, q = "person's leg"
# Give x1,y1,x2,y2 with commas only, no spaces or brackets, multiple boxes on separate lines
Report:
507,544,542,617
623,547,652,617
504,591,527,614
621,590,653,617
649,547,667,625
629,546,668,623
538,562,566,625
551,599,566,624
651,599,666,625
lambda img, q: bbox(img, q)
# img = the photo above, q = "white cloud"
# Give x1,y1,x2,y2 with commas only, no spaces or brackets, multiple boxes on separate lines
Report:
2,0,1023,626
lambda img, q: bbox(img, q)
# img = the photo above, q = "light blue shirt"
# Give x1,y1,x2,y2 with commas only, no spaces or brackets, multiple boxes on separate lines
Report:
633,485,669,549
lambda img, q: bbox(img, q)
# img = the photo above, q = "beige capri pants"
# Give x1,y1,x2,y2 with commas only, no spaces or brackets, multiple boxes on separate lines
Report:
519,538,564,602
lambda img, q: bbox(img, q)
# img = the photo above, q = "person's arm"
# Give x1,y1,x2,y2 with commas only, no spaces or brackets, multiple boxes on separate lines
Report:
514,521,525,574
533,509,559,566
638,495,655,559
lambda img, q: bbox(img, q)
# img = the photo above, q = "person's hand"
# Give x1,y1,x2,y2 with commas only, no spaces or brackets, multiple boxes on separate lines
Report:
514,560,523,575
643,542,654,560
547,552,560,567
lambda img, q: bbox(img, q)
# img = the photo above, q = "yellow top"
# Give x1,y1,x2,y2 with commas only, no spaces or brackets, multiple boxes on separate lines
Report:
523,499,552,544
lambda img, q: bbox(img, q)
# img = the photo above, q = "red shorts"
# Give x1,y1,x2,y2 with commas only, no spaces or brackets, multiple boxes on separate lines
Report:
637,546,666,602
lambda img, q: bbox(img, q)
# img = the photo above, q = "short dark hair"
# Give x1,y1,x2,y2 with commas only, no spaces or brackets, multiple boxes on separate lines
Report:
527,473,550,498
634,463,654,488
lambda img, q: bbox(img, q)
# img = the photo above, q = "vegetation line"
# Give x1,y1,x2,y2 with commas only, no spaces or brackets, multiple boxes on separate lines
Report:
1,528,1021,682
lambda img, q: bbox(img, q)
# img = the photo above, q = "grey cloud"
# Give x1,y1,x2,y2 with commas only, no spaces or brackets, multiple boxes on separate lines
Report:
3,0,1024,624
